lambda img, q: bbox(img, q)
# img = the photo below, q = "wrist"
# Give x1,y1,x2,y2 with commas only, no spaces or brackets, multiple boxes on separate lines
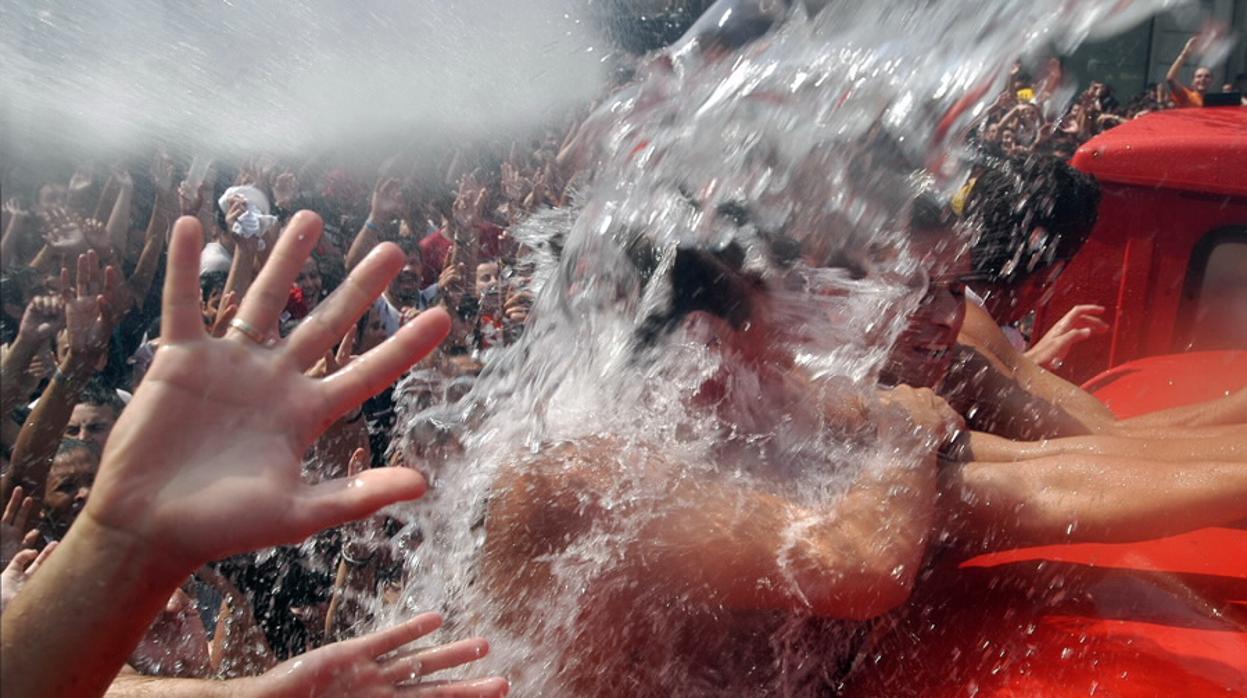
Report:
364,216,384,233
75,511,193,589
60,349,102,380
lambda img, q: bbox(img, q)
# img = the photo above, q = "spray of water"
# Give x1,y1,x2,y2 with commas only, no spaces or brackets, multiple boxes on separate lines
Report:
0,0,606,160
378,1,1185,695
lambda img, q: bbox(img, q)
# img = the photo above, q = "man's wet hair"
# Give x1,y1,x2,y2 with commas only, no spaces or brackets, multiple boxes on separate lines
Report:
962,154,1100,287
633,241,763,348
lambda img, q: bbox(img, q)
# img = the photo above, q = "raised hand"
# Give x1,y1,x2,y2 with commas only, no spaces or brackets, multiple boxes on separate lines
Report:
1024,304,1109,370
305,327,356,380
452,175,488,232
58,250,120,358
149,152,176,196
80,217,111,252
16,295,65,345
245,612,507,698
0,487,40,568
371,177,405,222
3,197,30,221
82,212,450,574
208,290,239,338
38,207,87,252
0,540,56,615
273,171,298,210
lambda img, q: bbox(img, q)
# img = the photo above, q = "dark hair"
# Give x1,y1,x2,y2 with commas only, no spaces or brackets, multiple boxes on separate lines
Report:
76,379,125,418
633,241,762,348
200,271,228,302
963,154,1100,287
55,437,102,463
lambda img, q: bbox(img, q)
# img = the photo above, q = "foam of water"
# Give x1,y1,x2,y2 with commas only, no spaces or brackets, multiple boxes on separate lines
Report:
381,1,1186,695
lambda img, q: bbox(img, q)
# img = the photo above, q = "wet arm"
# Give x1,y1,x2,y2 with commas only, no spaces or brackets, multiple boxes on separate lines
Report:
949,302,1117,438
491,441,935,620
941,453,1247,551
963,427,1247,464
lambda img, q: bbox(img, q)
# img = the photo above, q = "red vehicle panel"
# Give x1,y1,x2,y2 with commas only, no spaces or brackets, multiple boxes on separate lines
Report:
1035,107,1247,384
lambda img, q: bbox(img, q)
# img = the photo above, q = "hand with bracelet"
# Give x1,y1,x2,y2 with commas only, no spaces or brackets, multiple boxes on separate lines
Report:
0,212,506,697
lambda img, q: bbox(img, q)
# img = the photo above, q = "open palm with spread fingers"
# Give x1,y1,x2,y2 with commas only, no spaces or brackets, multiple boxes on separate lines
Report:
83,211,451,573
249,612,507,697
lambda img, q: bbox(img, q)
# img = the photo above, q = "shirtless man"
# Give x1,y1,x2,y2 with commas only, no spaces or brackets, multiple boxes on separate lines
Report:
483,239,961,695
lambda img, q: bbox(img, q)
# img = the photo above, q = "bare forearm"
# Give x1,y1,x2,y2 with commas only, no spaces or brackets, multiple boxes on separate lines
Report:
127,196,172,309
1,215,29,266
944,454,1247,549
106,184,134,256
1115,389,1247,432
4,353,99,503
107,672,235,698
1,515,189,698
966,429,1246,463
345,222,381,271
0,336,39,421
1167,49,1189,84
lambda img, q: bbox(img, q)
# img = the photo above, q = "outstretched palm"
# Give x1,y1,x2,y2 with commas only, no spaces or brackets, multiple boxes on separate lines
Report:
84,212,450,573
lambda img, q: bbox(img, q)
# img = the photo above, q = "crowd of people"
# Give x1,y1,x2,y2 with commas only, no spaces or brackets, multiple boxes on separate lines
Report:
971,38,1246,162
1,9,1245,696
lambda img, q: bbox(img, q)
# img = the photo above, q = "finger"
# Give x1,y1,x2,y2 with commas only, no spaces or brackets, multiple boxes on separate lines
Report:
5,549,38,574
347,447,368,478
2,486,22,522
161,217,207,343
235,211,322,337
27,540,57,575
320,308,450,418
212,303,239,339
357,611,443,657
76,252,91,298
58,267,72,302
1070,304,1105,315
383,638,490,683
20,528,40,549
284,242,402,369
289,468,427,545
406,677,510,697
14,496,34,532
335,326,356,367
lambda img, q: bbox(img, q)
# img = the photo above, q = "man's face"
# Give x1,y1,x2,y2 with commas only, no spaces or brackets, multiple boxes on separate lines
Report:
44,450,99,533
65,403,118,449
1193,68,1213,93
475,262,500,299
388,252,424,306
882,232,970,388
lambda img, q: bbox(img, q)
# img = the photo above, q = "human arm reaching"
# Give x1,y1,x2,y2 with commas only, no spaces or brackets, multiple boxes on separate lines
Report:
0,212,462,698
105,613,506,697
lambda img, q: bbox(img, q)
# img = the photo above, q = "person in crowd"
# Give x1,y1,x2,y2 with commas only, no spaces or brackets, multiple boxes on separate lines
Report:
63,381,125,449
1167,35,1214,108
880,157,1247,551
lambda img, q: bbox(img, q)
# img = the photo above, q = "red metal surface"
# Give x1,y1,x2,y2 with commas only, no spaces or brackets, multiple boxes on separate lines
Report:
844,353,1247,697
1069,107,1247,199
1033,108,1247,385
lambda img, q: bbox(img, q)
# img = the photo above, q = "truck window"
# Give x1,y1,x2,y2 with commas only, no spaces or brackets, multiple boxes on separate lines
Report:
1178,227,1247,352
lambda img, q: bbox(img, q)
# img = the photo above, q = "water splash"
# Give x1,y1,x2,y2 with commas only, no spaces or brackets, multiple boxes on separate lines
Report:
381,0,1186,694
